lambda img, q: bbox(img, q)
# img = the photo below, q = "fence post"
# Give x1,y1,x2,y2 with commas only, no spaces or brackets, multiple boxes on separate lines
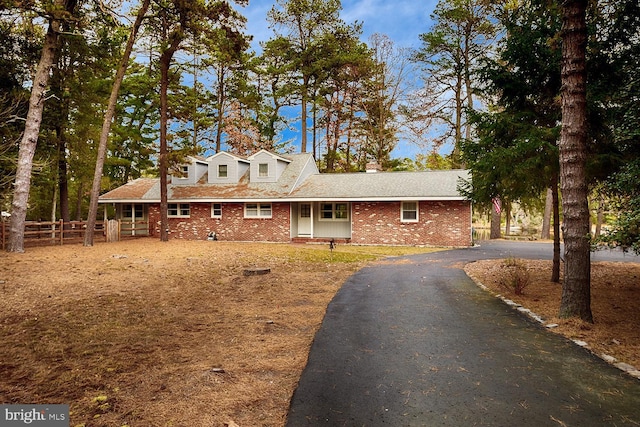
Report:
59,219,64,245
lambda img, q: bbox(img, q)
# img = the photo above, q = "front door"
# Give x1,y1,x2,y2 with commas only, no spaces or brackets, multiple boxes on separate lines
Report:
298,203,312,237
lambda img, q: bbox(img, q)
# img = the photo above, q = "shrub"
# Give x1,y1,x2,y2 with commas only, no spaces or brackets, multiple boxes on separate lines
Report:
498,257,531,295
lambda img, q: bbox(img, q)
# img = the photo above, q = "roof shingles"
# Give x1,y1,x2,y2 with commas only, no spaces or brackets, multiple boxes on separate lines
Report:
99,152,469,203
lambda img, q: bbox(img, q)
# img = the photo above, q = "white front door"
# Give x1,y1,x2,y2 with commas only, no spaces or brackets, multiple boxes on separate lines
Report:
298,203,312,236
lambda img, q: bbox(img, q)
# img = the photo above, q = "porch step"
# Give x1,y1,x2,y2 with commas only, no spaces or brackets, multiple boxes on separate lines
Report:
292,237,351,245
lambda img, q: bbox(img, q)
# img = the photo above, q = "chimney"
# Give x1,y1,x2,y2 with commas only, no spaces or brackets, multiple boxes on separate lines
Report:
366,161,382,173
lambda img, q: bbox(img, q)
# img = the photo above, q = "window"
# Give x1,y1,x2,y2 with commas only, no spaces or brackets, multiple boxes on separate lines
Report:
168,203,190,217
211,203,222,218
245,203,272,218
122,204,143,220
401,201,418,222
335,203,348,219
300,204,311,218
258,163,269,177
180,165,189,177
319,203,349,221
218,164,228,178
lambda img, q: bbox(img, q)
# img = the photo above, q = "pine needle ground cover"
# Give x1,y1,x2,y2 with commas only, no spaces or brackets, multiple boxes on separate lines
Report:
0,239,439,426
465,259,640,372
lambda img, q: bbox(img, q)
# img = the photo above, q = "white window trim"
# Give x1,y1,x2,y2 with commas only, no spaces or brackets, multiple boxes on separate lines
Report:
218,164,228,178
401,201,419,223
258,163,269,177
168,203,190,218
244,202,272,218
318,202,349,222
211,203,222,218
180,165,189,177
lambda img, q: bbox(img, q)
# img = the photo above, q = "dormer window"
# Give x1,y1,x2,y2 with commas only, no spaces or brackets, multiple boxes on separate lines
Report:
218,164,228,178
258,163,269,177
180,165,189,177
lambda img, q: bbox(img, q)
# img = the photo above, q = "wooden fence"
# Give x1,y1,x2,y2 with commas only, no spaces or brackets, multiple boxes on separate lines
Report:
1,219,152,250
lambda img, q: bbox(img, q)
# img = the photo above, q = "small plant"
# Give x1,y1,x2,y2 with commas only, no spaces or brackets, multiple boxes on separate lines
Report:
503,256,520,267
498,258,530,295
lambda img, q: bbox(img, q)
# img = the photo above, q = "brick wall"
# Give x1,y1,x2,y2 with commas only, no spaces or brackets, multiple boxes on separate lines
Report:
145,200,471,247
148,202,291,242
351,201,472,247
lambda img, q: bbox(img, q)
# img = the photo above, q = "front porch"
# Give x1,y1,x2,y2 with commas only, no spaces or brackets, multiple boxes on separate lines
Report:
291,237,352,245
291,202,352,241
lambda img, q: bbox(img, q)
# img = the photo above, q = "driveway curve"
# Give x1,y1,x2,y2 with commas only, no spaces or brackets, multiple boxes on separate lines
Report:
286,240,640,426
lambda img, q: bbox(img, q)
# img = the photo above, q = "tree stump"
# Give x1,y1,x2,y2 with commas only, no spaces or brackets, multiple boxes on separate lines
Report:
243,268,271,276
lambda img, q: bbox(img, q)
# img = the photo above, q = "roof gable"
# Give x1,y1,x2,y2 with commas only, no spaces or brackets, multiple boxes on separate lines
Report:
170,156,208,185
247,149,291,164
247,150,291,183
207,152,250,184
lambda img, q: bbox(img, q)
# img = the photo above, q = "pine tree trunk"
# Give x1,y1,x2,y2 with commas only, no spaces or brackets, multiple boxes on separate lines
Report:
541,187,553,239
490,200,501,239
504,202,511,236
215,63,225,153
7,9,63,252
312,98,317,158
301,74,309,153
552,176,561,283
57,134,70,223
158,24,183,242
452,75,463,166
558,0,592,322
84,0,150,246
159,52,171,242
595,192,604,236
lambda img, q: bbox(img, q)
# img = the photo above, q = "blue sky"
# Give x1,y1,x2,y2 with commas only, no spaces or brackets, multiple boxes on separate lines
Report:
240,0,438,52
236,0,442,160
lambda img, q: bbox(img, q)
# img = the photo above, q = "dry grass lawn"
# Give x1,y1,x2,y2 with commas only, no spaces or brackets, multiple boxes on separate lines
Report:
1,239,638,426
0,239,439,427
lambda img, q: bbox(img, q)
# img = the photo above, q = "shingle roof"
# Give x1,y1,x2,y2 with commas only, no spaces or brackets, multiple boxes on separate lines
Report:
100,153,317,202
288,170,469,201
99,178,159,202
99,153,469,203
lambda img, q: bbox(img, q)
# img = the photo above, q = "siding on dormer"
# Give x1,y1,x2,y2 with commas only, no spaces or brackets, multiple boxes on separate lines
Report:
170,158,208,185
248,150,291,183
207,152,250,184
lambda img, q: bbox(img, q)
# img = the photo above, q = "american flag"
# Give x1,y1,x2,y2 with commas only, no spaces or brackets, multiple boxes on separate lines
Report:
492,198,501,214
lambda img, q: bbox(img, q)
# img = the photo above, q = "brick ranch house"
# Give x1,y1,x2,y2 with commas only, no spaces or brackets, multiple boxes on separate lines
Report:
99,150,472,247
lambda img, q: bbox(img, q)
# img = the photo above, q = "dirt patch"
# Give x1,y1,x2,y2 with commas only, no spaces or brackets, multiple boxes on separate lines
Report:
0,239,439,426
464,258,640,372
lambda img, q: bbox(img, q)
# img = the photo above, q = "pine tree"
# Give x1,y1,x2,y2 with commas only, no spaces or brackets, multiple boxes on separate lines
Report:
7,0,77,253
558,0,592,322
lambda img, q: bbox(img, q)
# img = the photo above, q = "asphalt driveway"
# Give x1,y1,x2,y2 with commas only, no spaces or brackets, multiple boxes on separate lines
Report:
286,240,640,426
